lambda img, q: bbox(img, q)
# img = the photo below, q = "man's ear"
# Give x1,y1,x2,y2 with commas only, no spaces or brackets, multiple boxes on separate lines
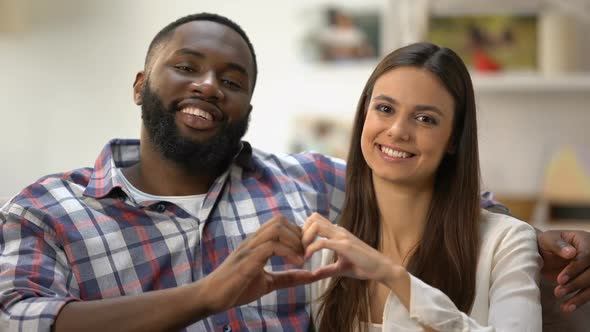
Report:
133,71,145,105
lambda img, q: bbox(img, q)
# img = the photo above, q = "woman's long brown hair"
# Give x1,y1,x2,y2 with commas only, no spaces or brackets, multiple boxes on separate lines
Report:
317,42,481,332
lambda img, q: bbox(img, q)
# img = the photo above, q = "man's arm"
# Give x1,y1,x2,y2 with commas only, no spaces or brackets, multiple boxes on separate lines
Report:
2,211,317,332
480,192,590,312
54,281,211,332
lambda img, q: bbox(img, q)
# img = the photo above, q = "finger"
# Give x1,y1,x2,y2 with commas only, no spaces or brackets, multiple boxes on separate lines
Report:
311,263,342,280
267,269,324,290
555,261,590,297
307,212,333,226
258,215,303,240
304,212,327,230
560,287,590,313
306,212,343,235
557,245,590,286
311,220,348,241
302,222,320,248
305,238,350,260
554,284,576,299
303,214,346,254
538,230,577,259
557,232,578,259
251,240,305,266
304,238,329,260
234,240,304,270
249,227,303,258
250,218,304,255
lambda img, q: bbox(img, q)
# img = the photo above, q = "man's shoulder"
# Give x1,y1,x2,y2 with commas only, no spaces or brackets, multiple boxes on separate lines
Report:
3,167,93,212
250,148,346,175
244,149,346,194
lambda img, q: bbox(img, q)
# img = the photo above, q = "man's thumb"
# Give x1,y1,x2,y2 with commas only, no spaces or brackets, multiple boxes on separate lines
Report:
540,231,576,259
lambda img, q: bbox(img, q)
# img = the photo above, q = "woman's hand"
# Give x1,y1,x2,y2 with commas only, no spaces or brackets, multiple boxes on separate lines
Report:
302,213,405,286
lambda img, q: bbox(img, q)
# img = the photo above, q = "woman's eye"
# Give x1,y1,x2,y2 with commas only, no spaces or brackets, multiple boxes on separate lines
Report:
376,104,393,113
416,115,437,124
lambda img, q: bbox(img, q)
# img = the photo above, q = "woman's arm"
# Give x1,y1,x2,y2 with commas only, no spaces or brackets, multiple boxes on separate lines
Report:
303,213,542,331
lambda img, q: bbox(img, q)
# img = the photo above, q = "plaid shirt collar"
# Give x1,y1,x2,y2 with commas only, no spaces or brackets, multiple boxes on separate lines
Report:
83,139,255,200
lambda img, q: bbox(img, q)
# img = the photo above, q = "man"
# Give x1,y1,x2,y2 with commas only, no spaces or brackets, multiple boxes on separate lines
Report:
0,13,589,332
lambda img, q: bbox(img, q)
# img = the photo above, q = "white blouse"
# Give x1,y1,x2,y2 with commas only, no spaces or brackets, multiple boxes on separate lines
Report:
310,210,542,331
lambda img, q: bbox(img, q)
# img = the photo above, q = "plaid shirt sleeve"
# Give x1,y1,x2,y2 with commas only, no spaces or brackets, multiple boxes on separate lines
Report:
1,202,79,332
310,152,346,222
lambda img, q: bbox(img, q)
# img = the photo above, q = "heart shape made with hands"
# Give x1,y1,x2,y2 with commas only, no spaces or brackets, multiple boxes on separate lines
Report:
295,213,395,283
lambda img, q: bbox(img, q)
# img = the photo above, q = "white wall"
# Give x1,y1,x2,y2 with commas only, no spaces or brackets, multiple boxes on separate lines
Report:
478,91,590,195
0,0,589,198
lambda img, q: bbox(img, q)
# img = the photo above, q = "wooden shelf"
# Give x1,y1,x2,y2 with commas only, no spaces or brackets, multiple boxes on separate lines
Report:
472,72,590,93
537,220,590,232
301,65,590,95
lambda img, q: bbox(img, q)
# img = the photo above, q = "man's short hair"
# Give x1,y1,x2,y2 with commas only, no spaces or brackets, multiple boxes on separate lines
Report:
144,13,258,91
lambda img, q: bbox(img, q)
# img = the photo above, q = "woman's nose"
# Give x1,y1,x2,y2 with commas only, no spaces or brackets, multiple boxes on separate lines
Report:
386,117,411,141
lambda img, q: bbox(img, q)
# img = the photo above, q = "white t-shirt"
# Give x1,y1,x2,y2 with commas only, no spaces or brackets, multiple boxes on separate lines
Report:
310,210,542,331
117,168,206,218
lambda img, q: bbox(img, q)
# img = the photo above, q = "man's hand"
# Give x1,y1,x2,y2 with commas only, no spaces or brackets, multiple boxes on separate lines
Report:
201,215,321,313
53,216,320,332
538,230,590,313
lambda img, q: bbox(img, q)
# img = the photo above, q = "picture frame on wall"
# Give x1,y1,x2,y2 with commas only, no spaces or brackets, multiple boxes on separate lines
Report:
301,5,381,64
427,14,538,73
289,114,352,159
388,0,581,74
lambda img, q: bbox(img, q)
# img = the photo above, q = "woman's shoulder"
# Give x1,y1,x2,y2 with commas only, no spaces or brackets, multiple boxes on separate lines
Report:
478,209,537,247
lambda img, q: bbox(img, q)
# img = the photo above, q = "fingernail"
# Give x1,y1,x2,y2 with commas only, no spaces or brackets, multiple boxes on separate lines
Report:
560,275,570,284
568,304,577,312
564,246,575,254
555,287,567,297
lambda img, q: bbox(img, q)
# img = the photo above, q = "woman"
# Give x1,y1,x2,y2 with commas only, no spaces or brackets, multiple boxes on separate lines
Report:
303,42,541,331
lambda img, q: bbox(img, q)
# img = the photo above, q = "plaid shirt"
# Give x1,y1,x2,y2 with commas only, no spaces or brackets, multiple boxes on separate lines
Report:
0,139,502,332
0,139,346,332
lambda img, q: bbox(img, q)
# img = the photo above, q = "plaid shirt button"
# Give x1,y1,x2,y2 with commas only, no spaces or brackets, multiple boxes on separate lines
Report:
155,203,166,213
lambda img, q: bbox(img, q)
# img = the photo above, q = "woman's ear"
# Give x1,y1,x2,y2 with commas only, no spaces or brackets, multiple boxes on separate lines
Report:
133,71,145,105
446,137,457,155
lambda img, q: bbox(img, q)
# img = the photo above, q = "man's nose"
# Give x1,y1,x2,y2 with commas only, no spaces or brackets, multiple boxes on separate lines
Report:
190,71,224,101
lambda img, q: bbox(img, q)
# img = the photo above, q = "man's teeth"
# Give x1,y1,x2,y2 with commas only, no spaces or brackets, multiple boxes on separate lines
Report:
181,108,213,121
380,146,412,158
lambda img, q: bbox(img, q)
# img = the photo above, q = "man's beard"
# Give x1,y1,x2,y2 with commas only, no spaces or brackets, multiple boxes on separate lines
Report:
141,83,249,176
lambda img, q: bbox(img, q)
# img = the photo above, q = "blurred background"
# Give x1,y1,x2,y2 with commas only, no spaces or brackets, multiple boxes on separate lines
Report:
1,0,589,229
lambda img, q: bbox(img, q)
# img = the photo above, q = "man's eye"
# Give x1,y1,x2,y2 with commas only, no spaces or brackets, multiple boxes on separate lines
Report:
222,79,242,90
175,65,194,72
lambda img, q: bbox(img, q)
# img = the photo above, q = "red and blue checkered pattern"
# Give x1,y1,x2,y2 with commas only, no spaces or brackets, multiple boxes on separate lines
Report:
0,139,346,331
